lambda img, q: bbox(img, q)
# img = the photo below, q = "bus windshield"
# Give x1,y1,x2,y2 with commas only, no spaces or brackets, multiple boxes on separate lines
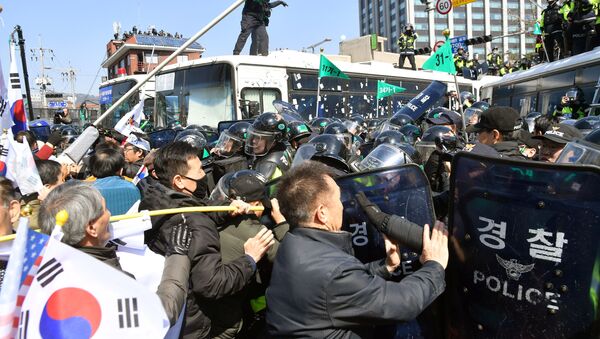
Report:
99,80,138,127
155,63,234,128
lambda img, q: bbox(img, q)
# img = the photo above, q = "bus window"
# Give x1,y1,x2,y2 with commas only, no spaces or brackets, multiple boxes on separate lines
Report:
155,64,234,128
321,77,348,92
319,94,347,118
240,88,282,117
511,93,538,116
350,77,378,92
290,93,317,120
539,71,576,92
349,94,376,117
289,72,318,91
540,88,569,115
576,65,600,84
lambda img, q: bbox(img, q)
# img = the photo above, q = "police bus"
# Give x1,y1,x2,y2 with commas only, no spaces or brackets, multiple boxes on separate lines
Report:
152,50,497,128
98,75,156,128
480,48,600,117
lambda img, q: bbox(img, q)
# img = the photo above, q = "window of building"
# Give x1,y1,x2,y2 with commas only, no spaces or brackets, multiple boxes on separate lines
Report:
400,2,406,9
145,53,158,64
507,2,519,8
455,24,466,31
472,1,483,7
491,24,502,31
490,2,501,8
508,37,519,43
435,23,447,30
415,11,427,17
472,12,484,19
177,55,188,63
472,24,484,31
491,13,502,20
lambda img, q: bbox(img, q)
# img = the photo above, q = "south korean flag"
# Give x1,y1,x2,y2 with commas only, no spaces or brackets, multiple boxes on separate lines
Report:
17,237,170,338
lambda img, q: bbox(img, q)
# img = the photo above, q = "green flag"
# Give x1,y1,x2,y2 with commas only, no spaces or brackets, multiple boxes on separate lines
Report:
319,55,350,79
422,38,456,75
533,22,542,35
376,81,406,100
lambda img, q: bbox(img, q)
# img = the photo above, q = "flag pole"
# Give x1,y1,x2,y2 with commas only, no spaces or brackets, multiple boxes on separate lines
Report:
316,76,322,118
453,74,469,142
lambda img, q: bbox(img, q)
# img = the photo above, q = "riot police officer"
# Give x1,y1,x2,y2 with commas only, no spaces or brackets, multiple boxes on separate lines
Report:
398,24,418,70
245,112,292,180
212,121,251,183
486,47,503,75
454,48,468,75
553,87,590,119
541,0,566,61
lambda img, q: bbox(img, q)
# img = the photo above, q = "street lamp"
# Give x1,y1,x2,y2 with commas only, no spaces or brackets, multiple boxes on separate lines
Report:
302,38,332,53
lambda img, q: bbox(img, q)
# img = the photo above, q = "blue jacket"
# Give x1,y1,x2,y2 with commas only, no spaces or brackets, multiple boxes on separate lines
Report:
92,176,140,215
266,226,446,338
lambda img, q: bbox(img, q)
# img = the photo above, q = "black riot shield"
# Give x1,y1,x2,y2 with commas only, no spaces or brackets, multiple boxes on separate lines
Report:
267,164,441,338
447,152,600,338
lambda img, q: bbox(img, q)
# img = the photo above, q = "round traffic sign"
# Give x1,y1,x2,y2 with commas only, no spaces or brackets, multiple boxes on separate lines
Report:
433,40,446,52
436,0,452,15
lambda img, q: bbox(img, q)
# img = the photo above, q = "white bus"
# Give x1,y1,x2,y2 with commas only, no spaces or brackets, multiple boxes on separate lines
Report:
480,48,600,117
98,74,156,128
152,50,497,128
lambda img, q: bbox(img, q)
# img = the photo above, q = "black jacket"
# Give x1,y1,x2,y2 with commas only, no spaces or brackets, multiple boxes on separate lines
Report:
139,176,255,339
491,141,527,160
266,227,446,338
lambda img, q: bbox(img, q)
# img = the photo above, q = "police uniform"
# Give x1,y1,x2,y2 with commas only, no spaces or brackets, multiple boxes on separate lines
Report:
398,31,418,70
486,51,502,75
541,0,565,61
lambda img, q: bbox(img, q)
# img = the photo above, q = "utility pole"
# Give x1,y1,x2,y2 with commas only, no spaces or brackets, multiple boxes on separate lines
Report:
30,37,54,109
12,26,35,121
59,63,77,109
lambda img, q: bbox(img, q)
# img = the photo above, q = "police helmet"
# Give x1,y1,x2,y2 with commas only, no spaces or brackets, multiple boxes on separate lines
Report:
460,91,475,106
210,170,267,202
358,143,414,171
470,101,490,111
61,127,79,145
565,87,584,104
175,130,211,161
389,114,415,128
149,129,178,149
287,121,312,142
373,130,408,148
29,119,52,142
324,122,353,149
398,124,423,145
308,134,350,171
416,125,457,162
213,121,250,158
404,23,414,31
245,112,287,157
309,117,332,134
585,128,600,145
344,119,365,136
426,107,451,121
573,116,600,136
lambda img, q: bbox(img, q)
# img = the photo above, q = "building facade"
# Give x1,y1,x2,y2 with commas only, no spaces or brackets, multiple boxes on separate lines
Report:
359,0,541,60
102,34,204,80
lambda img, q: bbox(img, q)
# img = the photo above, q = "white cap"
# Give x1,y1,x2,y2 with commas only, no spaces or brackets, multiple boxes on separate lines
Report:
125,134,151,151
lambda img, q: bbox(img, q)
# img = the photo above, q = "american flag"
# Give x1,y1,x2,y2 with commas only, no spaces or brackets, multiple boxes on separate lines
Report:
0,220,48,339
11,229,49,336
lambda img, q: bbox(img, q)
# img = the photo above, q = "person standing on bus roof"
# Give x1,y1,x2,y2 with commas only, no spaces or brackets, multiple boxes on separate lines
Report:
397,24,418,70
540,0,565,62
232,0,288,56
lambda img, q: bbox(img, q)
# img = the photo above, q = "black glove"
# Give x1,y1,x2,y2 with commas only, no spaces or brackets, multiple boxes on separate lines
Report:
355,192,424,252
355,191,390,232
47,130,63,146
165,218,192,256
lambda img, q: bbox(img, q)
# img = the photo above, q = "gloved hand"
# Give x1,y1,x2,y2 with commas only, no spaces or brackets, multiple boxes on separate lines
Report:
47,130,63,146
355,192,390,232
165,217,192,256
281,1,288,6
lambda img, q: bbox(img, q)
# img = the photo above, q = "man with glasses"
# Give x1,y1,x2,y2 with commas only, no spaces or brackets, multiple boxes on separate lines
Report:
122,134,151,178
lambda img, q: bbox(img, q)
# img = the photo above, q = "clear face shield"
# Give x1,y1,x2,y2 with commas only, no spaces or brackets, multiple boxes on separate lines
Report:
556,141,600,167
358,144,413,171
414,141,438,164
209,173,234,201
292,143,318,168
464,108,482,127
244,126,277,157
213,131,244,158
565,90,579,103
344,120,362,136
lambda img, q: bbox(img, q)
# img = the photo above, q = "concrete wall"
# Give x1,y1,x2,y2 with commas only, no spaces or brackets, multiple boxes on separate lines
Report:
339,35,430,69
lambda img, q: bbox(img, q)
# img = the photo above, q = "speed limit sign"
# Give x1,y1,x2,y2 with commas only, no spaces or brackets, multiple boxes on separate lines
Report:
436,0,452,14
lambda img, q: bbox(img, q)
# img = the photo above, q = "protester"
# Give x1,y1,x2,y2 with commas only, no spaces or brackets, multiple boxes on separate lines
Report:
122,134,151,178
266,161,448,337
139,141,275,338
89,146,141,215
38,181,193,326
233,0,288,56
0,177,20,236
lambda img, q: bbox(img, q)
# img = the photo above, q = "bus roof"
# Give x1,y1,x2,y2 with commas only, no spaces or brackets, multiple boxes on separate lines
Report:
99,74,156,88
483,47,600,88
158,49,492,86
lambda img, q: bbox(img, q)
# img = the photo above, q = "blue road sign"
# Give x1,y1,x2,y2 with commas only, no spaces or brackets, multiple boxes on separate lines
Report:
450,35,468,54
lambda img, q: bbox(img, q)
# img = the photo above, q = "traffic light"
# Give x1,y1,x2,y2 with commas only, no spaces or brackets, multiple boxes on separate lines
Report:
419,0,434,11
415,47,432,55
466,35,492,46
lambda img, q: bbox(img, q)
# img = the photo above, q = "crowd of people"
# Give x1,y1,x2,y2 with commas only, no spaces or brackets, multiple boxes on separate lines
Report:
113,25,184,41
1,86,599,337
